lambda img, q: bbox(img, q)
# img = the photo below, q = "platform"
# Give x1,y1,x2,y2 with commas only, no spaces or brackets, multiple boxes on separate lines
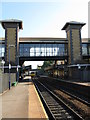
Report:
0,76,48,119
72,82,90,86
28,77,48,118
51,76,90,87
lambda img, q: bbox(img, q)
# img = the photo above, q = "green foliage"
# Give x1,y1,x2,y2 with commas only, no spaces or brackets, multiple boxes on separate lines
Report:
42,60,54,69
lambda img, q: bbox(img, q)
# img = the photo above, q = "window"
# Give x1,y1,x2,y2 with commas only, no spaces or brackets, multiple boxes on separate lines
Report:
19,43,68,57
88,44,90,55
82,44,87,55
30,44,34,56
0,44,5,57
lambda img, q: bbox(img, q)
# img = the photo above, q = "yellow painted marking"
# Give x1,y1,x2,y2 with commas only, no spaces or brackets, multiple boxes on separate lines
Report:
33,83,48,119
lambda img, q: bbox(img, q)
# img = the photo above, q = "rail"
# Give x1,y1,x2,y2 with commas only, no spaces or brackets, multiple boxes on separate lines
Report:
34,79,84,120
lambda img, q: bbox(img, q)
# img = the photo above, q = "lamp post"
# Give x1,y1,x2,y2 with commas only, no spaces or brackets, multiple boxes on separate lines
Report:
8,45,15,90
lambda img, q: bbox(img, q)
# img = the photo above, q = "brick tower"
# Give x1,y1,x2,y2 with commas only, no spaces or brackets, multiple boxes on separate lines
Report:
0,19,23,72
62,21,85,64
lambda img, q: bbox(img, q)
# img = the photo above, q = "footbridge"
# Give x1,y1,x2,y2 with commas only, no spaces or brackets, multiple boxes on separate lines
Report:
0,37,90,64
19,37,68,62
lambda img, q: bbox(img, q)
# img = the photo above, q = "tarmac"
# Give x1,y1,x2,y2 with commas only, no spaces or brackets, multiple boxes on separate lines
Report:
0,76,48,119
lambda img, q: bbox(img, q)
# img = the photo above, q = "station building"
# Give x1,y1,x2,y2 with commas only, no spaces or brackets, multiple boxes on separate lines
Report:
0,19,90,93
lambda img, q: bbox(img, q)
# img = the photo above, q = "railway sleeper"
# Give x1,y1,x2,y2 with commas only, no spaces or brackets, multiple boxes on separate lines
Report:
54,114,73,120
48,105,59,107
47,103,59,106
50,108,65,111
52,111,66,114
48,106,63,109
54,113,72,120
50,108,64,111
48,107,63,110
52,110,68,114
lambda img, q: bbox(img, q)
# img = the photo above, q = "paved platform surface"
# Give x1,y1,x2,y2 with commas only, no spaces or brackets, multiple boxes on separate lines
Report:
28,78,47,118
0,76,48,119
73,82,90,86
48,76,90,87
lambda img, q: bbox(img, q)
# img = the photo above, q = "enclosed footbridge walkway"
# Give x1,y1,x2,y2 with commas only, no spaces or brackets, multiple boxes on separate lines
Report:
0,37,90,63
19,38,68,61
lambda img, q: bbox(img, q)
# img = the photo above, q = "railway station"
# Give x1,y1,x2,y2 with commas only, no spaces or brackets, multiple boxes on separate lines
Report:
0,19,90,119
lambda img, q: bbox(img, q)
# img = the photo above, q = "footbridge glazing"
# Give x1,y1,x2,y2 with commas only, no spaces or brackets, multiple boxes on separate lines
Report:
19,38,68,61
0,38,90,61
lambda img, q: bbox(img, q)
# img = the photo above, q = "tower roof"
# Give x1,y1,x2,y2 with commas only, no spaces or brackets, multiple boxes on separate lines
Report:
62,21,86,30
0,19,23,29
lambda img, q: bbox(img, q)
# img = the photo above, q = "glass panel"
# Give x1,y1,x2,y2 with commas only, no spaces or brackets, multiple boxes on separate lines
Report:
46,44,52,56
29,44,33,48
53,44,57,56
2,52,4,57
88,44,90,55
19,43,68,57
24,44,30,48
20,44,23,48
40,46,45,56
36,48,40,53
2,44,4,47
24,48,29,53
0,52,1,57
44,47,47,56
64,44,68,55
20,52,23,56
0,48,2,51
57,44,60,56
24,52,30,56
36,48,40,56
2,48,5,53
30,47,34,56
20,47,23,52
35,44,40,48
0,44,5,57
82,44,87,55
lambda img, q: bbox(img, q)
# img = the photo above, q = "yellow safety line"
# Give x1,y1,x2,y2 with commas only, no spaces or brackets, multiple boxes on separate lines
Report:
33,83,48,119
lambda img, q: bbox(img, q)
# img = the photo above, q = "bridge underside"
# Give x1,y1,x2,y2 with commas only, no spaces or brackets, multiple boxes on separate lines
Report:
19,56,68,61
19,56,68,66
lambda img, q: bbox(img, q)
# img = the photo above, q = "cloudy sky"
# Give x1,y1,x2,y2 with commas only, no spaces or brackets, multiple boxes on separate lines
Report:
0,0,89,68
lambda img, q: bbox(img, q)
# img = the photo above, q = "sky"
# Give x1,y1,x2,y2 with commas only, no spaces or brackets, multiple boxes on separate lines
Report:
0,0,89,68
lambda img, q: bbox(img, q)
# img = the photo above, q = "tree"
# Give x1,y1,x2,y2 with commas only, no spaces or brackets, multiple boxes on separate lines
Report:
42,61,54,69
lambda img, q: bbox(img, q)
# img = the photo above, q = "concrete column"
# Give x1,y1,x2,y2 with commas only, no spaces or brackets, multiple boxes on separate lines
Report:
62,21,85,64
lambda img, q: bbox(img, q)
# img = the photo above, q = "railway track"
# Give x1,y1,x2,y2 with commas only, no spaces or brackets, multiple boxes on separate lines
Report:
55,86,90,106
39,76,90,106
54,78,90,105
34,79,84,120
58,79,89,103
35,76,90,120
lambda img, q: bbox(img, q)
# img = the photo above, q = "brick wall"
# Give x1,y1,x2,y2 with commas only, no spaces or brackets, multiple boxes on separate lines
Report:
6,28,16,63
67,31,72,64
67,29,82,64
72,29,81,62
